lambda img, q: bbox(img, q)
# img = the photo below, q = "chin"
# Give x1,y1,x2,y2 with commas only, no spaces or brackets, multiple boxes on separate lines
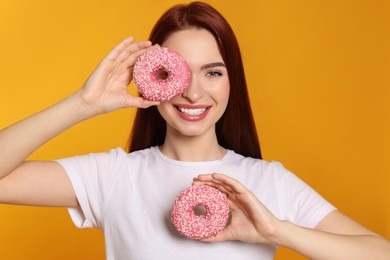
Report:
172,124,215,138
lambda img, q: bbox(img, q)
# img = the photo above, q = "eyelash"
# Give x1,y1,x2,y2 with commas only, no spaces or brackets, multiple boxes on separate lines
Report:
205,70,223,77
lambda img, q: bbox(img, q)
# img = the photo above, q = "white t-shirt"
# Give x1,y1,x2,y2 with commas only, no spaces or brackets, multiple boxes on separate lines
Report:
57,147,336,260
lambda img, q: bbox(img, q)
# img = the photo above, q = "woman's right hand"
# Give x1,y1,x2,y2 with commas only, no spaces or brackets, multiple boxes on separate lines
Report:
0,37,160,203
75,36,160,117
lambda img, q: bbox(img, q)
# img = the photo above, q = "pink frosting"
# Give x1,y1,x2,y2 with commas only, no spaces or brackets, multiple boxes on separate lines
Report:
133,47,191,101
171,185,230,240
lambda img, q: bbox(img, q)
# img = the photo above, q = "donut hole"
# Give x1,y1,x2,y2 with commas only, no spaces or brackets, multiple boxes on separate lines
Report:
193,205,207,216
156,69,169,80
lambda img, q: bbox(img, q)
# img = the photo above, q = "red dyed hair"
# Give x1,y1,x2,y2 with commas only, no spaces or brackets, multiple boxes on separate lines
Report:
127,1,262,159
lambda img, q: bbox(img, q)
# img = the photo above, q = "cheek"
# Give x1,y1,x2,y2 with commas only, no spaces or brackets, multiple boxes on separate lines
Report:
157,103,170,121
218,80,230,108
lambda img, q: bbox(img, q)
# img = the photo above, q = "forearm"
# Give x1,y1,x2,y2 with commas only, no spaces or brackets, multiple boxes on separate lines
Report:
274,221,390,259
0,92,94,178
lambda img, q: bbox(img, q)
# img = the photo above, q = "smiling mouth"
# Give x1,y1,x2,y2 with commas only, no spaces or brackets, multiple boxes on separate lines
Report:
175,106,208,116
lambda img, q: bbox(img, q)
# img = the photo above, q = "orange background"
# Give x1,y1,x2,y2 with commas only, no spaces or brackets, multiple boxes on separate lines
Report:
0,0,388,259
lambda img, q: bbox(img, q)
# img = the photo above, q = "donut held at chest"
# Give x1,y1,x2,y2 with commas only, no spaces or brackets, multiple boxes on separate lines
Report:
171,185,230,240
133,47,191,101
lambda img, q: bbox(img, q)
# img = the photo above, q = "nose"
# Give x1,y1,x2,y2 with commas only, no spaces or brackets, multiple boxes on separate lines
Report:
181,76,203,102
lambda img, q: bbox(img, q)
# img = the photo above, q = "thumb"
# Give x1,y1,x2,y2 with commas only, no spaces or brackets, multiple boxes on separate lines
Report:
122,95,160,109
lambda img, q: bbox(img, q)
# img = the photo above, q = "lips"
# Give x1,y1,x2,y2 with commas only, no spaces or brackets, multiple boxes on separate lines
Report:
174,105,210,121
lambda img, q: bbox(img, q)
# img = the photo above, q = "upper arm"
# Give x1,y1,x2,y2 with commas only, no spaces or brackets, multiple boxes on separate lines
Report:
0,161,78,207
315,210,379,236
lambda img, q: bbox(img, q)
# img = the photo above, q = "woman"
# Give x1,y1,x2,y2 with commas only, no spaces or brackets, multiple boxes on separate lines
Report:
0,2,389,259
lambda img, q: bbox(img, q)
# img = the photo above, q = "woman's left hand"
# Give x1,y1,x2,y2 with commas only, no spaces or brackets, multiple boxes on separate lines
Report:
193,173,281,245
194,174,390,258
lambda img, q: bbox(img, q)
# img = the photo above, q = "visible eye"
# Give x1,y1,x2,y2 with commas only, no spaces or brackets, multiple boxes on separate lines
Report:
205,70,223,77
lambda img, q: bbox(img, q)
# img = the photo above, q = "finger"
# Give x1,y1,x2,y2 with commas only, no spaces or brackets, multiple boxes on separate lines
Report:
192,179,214,187
138,99,161,108
211,173,247,194
120,44,159,69
198,174,237,193
193,174,224,189
200,228,233,243
204,182,232,197
116,40,153,64
105,36,135,61
195,173,214,182
211,180,235,195
125,96,160,109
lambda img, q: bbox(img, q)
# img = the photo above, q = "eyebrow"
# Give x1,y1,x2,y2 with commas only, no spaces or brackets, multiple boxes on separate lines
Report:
200,62,226,70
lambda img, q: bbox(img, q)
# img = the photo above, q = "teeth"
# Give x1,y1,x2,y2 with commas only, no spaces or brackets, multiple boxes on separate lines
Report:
178,107,206,116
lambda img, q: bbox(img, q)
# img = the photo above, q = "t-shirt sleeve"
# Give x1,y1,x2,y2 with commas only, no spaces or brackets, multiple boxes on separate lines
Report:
56,148,127,228
271,161,337,228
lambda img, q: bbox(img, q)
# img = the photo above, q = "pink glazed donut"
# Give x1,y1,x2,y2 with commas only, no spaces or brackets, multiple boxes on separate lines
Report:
133,47,191,101
171,185,230,240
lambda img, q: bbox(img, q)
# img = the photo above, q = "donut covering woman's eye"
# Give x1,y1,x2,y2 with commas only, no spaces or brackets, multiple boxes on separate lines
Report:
133,47,191,101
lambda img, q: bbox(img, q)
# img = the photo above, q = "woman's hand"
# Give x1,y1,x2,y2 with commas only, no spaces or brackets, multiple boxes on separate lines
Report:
194,174,390,259
75,36,160,117
193,173,281,245
0,37,160,202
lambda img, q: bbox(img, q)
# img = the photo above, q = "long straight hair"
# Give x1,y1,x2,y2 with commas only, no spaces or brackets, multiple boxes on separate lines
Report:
127,1,262,159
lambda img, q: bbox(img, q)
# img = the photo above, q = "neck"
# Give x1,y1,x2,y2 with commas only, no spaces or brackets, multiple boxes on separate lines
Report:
160,131,227,162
